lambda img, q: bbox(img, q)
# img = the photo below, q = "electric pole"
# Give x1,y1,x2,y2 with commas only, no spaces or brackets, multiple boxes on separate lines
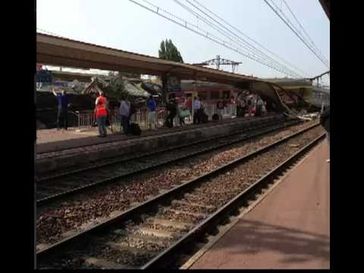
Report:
193,55,242,73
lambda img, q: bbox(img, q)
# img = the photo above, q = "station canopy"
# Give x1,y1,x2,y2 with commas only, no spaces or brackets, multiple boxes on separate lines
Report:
37,33,297,113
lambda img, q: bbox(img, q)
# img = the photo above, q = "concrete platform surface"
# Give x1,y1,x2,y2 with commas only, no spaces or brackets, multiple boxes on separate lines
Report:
36,117,243,153
190,139,330,269
36,115,288,176
35,115,281,154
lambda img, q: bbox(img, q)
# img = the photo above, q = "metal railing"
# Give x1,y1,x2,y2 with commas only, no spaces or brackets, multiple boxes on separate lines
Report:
73,104,239,131
75,110,95,128
74,107,170,131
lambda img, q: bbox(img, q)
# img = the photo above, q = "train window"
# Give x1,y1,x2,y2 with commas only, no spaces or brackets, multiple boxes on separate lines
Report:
210,91,220,99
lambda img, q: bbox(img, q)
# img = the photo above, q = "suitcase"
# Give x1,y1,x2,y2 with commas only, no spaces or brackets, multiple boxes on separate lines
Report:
130,123,142,136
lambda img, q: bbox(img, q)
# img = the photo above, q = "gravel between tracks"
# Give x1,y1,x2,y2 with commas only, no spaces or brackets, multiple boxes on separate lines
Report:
39,125,324,269
36,121,318,248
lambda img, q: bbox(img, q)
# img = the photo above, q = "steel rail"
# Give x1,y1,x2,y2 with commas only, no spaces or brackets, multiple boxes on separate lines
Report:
36,122,320,265
37,119,300,206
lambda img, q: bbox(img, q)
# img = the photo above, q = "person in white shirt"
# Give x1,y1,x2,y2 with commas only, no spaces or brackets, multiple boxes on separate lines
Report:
193,96,202,124
119,95,130,134
256,96,264,116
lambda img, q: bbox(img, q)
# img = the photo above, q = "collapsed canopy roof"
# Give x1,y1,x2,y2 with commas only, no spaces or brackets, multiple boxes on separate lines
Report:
82,76,150,98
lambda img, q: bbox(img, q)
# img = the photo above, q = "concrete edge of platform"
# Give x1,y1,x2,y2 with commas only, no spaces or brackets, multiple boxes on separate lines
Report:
180,140,324,269
36,115,283,154
36,120,235,153
36,116,286,175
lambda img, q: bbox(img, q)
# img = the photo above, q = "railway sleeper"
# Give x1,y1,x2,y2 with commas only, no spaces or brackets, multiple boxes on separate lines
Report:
83,256,136,269
106,240,165,255
163,208,208,219
171,200,216,211
141,221,188,234
136,227,177,239
159,209,206,224
170,201,216,214
205,188,241,195
97,245,156,266
146,217,193,230
119,233,173,248
182,193,230,206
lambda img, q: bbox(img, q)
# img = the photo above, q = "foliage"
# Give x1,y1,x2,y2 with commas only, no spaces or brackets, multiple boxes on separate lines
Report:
158,39,184,63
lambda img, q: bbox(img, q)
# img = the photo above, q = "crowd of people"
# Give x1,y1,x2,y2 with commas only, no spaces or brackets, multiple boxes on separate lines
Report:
235,90,267,118
50,88,270,138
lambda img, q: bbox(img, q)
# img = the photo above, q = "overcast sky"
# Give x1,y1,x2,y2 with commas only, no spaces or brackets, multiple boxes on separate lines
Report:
37,0,329,82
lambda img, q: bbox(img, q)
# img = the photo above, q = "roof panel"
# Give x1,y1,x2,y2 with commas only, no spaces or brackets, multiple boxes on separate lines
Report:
37,33,259,84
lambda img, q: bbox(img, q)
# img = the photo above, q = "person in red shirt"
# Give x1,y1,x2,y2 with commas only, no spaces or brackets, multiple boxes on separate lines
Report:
185,96,192,112
95,91,108,137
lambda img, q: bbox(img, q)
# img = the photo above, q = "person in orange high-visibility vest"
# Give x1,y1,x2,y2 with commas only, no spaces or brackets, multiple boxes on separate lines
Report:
95,91,108,137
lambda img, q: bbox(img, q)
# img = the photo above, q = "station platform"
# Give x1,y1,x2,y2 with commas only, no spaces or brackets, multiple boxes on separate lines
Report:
36,125,181,153
36,114,287,154
35,115,290,176
36,117,249,154
187,138,330,269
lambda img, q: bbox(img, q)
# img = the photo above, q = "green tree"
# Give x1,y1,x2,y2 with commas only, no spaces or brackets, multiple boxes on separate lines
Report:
158,39,184,63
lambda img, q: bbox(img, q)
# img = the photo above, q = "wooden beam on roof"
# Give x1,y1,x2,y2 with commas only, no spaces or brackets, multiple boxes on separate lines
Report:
37,33,260,85
37,33,296,113
51,71,94,82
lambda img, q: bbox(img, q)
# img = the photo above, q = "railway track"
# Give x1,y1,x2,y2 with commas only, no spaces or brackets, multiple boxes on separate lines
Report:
37,123,325,269
36,118,301,205
36,120,317,247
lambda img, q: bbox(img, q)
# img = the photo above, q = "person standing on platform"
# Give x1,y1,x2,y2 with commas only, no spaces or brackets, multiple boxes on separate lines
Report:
146,95,157,130
256,96,264,117
52,88,70,130
186,96,192,112
119,95,131,135
216,100,224,120
185,96,193,123
246,93,254,117
193,96,202,124
177,103,188,126
166,96,177,128
95,91,108,137
240,98,247,117
320,105,330,162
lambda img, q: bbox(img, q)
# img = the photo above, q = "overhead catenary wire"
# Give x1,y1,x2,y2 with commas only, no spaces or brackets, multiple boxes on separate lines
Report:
181,0,309,78
129,0,302,78
173,0,303,78
136,0,297,76
264,0,329,68
189,0,310,77
281,0,327,63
